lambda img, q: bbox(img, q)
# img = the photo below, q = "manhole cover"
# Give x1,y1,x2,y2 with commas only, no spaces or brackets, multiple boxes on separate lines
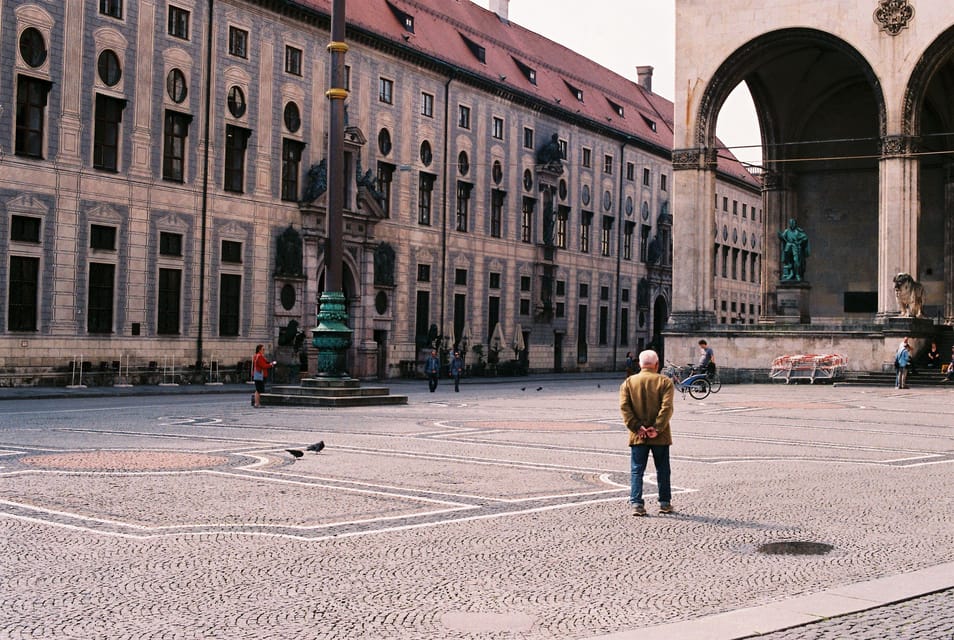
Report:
757,541,834,556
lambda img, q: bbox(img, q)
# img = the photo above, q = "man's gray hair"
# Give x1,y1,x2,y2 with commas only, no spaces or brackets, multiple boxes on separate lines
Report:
638,350,659,368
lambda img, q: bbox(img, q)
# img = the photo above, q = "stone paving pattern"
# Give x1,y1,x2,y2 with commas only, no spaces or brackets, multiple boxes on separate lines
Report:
1,378,953,639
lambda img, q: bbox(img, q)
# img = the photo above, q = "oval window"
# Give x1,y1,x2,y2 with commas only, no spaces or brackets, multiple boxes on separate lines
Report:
97,50,122,86
19,27,47,68
420,140,432,166
458,151,469,176
523,169,533,192
166,69,187,103
492,160,503,185
378,128,392,156
559,179,568,200
280,284,296,311
227,86,246,118
284,102,301,132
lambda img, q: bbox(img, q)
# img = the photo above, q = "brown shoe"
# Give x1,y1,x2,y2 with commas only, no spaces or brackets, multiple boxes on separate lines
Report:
632,504,647,516
659,504,674,514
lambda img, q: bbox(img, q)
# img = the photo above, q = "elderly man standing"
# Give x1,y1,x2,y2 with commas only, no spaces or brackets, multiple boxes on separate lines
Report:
619,349,675,516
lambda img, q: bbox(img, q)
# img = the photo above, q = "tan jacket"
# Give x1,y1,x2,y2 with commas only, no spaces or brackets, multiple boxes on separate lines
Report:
619,369,675,446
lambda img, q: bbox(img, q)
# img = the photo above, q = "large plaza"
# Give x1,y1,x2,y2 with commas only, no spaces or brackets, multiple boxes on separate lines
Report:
1,377,952,639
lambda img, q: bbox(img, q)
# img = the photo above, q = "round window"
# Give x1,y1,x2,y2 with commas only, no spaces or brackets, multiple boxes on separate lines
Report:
602,190,612,211
227,86,246,118
280,284,296,311
458,151,469,176
378,128,392,156
420,140,432,166
166,69,187,103
375,291,389,315
19,27,47,68
492,160,503,185
284,102,301,132
97,50,122,86
523,169,533,191
581,184,591,205
626,196,634,215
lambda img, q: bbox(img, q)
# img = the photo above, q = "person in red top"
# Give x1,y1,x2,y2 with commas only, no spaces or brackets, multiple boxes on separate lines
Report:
252,344,276,408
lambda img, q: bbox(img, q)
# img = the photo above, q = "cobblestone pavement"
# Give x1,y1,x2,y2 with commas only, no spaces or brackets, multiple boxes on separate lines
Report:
1,378,953,639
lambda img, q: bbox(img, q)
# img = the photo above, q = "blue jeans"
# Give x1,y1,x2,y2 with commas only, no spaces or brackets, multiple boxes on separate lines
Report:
630,444,671,506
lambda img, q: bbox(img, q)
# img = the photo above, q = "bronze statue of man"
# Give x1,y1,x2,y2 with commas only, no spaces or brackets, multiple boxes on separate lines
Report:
777,218,809,281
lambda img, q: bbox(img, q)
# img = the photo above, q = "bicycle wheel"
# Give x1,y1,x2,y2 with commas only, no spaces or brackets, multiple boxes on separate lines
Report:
707,375,722,393
688,378,711,399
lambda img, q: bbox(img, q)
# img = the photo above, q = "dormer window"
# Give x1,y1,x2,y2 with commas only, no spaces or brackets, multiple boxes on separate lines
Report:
607,98,624,117
564,80,583,102
460,33,486,64
641,114,657,132
386,1,414,33
512,57,537,85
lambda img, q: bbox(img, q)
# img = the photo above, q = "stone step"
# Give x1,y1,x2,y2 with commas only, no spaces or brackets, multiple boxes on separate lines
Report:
259,392,408,407
269,384,394,397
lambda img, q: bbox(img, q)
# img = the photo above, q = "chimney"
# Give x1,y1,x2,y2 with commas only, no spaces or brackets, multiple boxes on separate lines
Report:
636,65,654,93
489,0,509,21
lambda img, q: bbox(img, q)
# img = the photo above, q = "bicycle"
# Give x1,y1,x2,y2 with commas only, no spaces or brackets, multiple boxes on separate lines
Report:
705,368,722,393
661,361,711,399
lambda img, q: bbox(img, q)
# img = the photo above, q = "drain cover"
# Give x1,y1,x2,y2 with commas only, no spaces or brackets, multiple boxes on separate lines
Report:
758,541,834,556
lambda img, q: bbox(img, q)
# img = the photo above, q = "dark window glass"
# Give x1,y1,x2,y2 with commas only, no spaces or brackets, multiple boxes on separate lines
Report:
281,139,304,202
378,78,393,104
599,306,608,345
418,173,434,225
489,273,501,289
87,262,115,333
417,264,430,282
458,151,469,176
90,224,117,250
490,189,504,238
523,127,533,149
15,75,51,159
157,268,181,334
377,162,394,217
520,276,531,291
420,140,432,166
19,27,47,67
556,207,568,249
219,273,241,336
415,290,430,344
487,296,500,342
168,6,190,39
159,232,182,256
378,128,391,155
521,197,534,243
99,0,123,19
8,256,39,331
421,92,434,117
458,105,470,129
221,240,242,263
285,46,302,75
224,125,251,192
97,50,122,86
228,27,248,58
283,102,301,133
227,86,246,118
11,215,41,243
166,69,187,103
493,117,504,140
94,94,124,171
163,111,191,182
456,182,471,232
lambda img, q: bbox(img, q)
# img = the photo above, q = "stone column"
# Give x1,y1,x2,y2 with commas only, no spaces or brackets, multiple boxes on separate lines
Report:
877,136,919,319
945,163,954,322
670,147,717,329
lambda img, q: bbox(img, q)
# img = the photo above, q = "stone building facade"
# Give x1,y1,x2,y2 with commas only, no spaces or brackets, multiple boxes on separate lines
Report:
0,0,759,382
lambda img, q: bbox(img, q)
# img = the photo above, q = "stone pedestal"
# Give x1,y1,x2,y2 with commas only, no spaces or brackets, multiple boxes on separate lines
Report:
775,282,811,324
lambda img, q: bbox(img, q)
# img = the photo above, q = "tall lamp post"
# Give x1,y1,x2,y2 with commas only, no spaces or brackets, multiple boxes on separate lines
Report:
312,0,353,377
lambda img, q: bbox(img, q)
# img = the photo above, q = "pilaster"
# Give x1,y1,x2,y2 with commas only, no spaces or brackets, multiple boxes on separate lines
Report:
130,0,156,177
877,135,919,319
57,0,85,166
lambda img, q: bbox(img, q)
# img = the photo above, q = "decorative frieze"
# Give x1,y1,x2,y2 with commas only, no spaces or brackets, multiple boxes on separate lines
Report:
880,134,918,157
672,148,718,171
873,0,914,36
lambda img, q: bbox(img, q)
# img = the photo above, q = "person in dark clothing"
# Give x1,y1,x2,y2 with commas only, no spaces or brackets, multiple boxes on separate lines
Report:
450,351,464,392
424,349,440,392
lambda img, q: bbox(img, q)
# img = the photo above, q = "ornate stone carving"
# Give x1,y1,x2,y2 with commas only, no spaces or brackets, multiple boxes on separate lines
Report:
873,0,915,36
880,134,918,157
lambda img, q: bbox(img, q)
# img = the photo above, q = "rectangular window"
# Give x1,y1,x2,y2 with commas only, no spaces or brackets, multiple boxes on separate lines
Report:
722,246,729,278
159,232,182,256
741,251,748,282
555,301,565,318
579,283,589,298
455,269,467,286
94,94,124,171
378,77,393,104
733,200,738,215
99,0,122,18
556,207,568,249
520,299,531,316
559,139,568,159
224,125,251,193
603,154,613,174
732,248,739,279
492,116,504,140
157,268,181,334
599,306,608,345
600,216,613,257
11,215,41,243
640,225,651,262
218,273,241,336
489,272,501,289
418,173,435,225
377,162,394,217
742,203,747,219
417,264,430,282
456,182,471,232
222,240,242,263
415,290,430,344
281,139,304,202
15,75,51,159
487,295,500,342
421,92,434,117
228,26,248,58
520,275,531,292
458,105,471,129
521,197,534,243
7,256,39,331
163,111,191,182
168,5,190,39
284,45,302,75
87,262,115,334
490,189,504,238
523,127,534,149
626,162,635,181
642,167,651,186
90,224,117,250
580,212,592,253
723,196,728,211
582,147,591,168
556,280,566,296
623,221,635,260
660,174,667,191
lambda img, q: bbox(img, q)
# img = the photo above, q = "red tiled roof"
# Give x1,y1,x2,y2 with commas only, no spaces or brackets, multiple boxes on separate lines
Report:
287,0,758,186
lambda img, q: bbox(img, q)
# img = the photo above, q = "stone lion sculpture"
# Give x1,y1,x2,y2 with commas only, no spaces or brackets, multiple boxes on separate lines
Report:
893,272,924,318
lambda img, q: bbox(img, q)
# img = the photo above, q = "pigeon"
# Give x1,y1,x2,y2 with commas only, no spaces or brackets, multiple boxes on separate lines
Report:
285,449,304,458
521,387,526,391
597,384,601,388
536,387,543,391
307,441,325,453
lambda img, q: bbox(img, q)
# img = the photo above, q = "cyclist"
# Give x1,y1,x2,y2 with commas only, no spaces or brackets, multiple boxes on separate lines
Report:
693,339,716,379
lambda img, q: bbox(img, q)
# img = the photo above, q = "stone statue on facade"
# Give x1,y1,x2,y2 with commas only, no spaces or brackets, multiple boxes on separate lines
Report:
536,133,564,173
777,218,810,281
300,159,327,203
274,225,303,277
355,159,386,206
